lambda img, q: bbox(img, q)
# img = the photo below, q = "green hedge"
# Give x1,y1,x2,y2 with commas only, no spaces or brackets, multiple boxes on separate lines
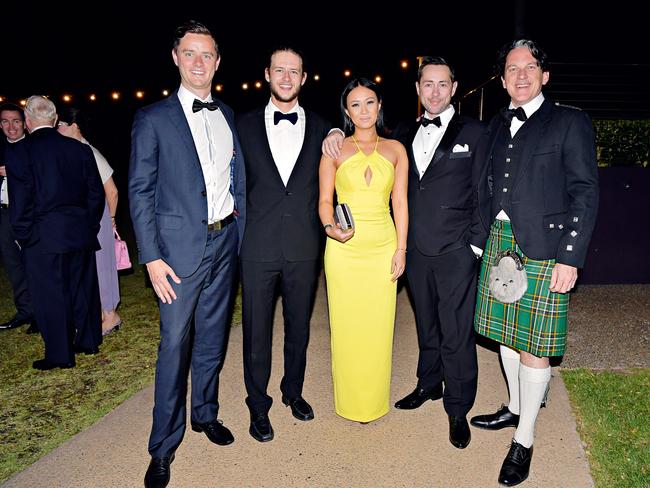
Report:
594,120,649,167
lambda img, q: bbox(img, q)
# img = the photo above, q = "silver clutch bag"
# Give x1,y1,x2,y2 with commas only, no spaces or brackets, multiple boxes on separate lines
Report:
488,249,528,303
334,203,355,231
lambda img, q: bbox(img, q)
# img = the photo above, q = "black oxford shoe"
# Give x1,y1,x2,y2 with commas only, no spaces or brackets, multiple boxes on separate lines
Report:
498,440,533,486
32,358,75,370
249,412,274,442
144,454,174,488
25,321,39,334
0,316,32,330
282,396,314,421
191,418,234,445
394,384,443,410
448,415,471,449
470,404,519,430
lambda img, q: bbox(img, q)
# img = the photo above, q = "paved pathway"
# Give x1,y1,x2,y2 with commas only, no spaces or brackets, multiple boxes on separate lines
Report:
3,278,593,487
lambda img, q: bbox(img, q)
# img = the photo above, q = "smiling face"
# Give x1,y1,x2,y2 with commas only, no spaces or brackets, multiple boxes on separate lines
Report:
416,64,457,117
0,110,25,142
345,85,381,129
172,32,220,98
265,50,306,107
502,46,549,107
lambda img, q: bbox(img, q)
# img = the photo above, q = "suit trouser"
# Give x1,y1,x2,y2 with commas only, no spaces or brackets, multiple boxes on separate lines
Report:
406,245,479,417
0,208,32,319
24,248,101,364
241,258,319,415
149,223,237,458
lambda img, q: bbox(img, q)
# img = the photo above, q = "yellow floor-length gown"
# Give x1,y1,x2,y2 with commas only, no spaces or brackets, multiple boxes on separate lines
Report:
324,138,397,422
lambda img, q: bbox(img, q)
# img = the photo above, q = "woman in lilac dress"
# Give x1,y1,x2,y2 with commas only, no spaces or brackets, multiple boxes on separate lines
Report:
57,108,122,335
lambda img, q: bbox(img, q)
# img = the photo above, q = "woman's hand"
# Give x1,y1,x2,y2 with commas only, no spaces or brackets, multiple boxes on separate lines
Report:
391,249,406,282
325,223,355,243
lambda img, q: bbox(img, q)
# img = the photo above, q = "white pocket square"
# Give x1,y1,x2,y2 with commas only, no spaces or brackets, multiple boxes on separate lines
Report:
452,144,469,153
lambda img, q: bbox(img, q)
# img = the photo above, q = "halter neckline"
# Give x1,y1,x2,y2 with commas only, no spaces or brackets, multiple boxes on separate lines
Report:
351,135,379,156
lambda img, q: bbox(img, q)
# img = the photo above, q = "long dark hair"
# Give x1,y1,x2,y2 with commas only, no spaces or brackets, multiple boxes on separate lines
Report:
340,78,386,136
57,106,94,141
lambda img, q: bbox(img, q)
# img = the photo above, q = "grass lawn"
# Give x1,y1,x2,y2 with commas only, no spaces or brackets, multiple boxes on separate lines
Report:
562,368,649,488
0,264,241,483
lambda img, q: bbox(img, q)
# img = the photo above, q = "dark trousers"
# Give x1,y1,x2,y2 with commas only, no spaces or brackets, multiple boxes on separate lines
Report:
406,245,479,417
241,258,319,415
24,248,101,364
0,208,32,319
149,223,237,458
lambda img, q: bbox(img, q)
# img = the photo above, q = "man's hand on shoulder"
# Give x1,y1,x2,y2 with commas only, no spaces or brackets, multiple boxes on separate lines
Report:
322,129,345,159
146,259,182,304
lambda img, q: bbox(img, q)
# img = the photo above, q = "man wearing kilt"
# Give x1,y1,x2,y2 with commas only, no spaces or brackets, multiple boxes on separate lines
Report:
470,39,598,486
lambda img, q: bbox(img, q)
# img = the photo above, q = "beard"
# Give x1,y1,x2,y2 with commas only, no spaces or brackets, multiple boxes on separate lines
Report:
270,84,301,104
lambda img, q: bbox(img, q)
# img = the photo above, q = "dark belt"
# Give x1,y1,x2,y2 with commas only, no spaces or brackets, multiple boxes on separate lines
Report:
207,213,235,232
0,203,8,209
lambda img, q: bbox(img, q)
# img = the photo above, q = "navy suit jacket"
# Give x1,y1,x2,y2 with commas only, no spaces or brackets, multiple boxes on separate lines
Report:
5,127,104,253
475,99,599,267
392,114,487,256
128,90,246,278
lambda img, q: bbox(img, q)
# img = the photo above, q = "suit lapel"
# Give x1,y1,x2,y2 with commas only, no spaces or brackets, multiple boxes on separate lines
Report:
252,108,288,188
285,111,311,189
166,92,201,166
513,99,553,189
422,114,463,178
404,121,420,179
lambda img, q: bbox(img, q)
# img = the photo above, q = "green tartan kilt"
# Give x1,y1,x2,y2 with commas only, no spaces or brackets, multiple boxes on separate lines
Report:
474,220,569,356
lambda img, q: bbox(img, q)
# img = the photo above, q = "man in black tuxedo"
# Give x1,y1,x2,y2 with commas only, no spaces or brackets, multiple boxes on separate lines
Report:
470,40,598,486
322,57,485,449
236,47,330,442
5,96,104,370
0,103,35,332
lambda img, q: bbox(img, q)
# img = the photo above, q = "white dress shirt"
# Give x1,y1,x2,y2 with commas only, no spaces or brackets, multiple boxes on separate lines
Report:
413,105,455,178
1,134,26,205
496,92,546,221
177,85,234,223
264,99,305,186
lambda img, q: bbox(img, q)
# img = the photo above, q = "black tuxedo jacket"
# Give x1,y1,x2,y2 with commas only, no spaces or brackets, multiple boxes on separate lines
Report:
236,107,330,262
5,127,104,253
475,98,599,267
393,114,487,256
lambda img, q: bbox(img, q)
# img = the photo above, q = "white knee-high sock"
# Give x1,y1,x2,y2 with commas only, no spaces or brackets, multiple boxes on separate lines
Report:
514,364,551,448
500,345,521,415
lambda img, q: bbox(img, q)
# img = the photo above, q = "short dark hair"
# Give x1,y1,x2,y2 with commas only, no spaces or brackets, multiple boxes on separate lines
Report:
495,39,549,76
417,56,456,83
172,20,219,56
340,78,386,136
58,107,94,140
267,46,305,72
0,102,24,121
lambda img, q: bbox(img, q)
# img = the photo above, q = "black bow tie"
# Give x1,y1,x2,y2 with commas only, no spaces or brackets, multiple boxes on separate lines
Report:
192,99,220,113
420,116,442,128
502,106,528,126
274,111,298,125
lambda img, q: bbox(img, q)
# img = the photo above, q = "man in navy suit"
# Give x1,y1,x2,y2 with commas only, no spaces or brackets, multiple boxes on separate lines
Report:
129,20,246,488
0,103,35,332
470,40,598,486
6,96,104,369
236,48,330,442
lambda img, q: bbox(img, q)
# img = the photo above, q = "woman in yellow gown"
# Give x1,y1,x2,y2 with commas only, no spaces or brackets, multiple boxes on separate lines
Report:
319,78,408,422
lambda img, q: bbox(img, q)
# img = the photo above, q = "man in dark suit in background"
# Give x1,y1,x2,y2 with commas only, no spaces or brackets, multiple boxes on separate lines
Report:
236,47,330,442
129,20,246,488
470,40,598,486
0,103,35,332
322,57,485,449
5,95,104,369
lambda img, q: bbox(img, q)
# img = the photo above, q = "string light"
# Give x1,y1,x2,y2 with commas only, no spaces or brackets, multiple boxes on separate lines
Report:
89,94,97,101
375,75,382,83
136,91,145,99
344,70,351,77
254,81,262,89
215,84,223,92
0,96,4,102
162,90,169,96
314,74,320,81
20,100,26,106
111,92,120,100
62,94,72,102
401,60,409,69
242,83,249,90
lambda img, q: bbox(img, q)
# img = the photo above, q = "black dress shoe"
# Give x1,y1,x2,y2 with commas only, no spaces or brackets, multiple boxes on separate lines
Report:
282,396,314,421
144,454,174,488
448,415,471,449
32,358,75,370
25,322,39,334
498,440,533,486
73,345,100,355
191,418,234,445
470,404,519,430
249,412,274,442
394,384,443,410
0,316,31,330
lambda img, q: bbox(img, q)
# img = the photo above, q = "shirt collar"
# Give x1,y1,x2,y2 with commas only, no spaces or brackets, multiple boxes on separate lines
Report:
423,104,455,126
7,134,25,143
177,84,213,107
267,98,300,114
509,92,545,119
